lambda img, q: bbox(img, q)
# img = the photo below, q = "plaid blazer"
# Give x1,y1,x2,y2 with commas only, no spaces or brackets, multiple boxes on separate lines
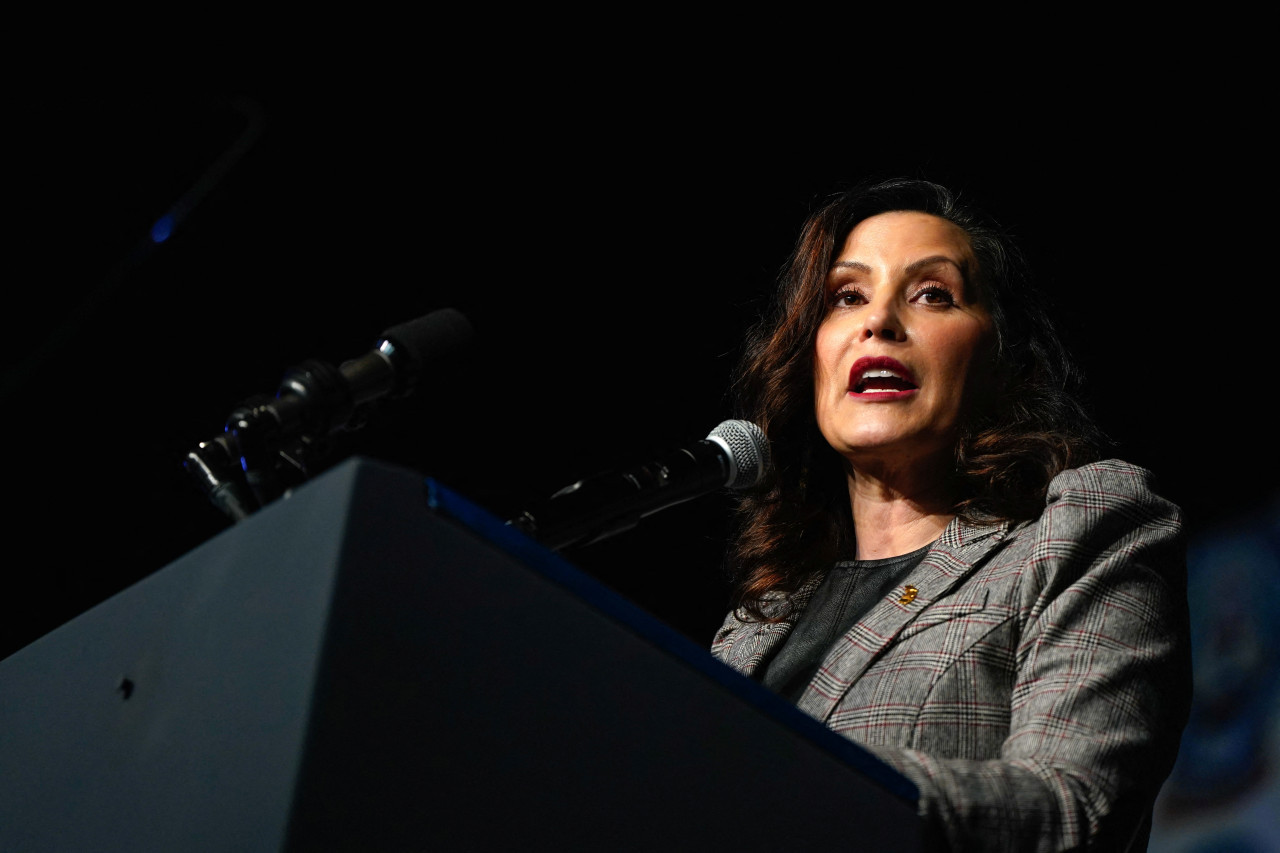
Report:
711,460,1192,852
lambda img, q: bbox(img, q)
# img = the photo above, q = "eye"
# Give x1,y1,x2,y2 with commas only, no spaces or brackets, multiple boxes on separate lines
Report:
829,286,866,308
912,284,957,307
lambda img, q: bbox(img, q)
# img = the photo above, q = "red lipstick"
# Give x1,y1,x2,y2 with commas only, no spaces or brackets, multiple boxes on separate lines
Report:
847,356,918,399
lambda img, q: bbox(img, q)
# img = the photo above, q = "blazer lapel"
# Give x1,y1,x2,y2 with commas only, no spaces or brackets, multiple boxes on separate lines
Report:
796,517,1013,723
717,573,824,675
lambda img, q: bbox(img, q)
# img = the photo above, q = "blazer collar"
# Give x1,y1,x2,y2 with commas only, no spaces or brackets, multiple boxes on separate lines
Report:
718,517,1012,679
795,516,1012,722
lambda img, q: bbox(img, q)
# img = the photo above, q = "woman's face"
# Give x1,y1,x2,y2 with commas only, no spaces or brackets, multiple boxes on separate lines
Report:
813,210,995,470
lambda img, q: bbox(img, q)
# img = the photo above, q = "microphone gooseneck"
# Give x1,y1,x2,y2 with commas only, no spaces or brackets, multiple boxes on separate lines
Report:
508,419,771,552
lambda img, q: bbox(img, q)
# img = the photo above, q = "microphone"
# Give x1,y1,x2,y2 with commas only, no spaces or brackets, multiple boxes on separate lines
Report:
186,308,474,518
233,307,475,448
508,419,770,551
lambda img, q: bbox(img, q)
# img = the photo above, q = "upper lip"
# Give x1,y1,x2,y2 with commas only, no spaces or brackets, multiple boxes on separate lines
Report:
847,356,918,392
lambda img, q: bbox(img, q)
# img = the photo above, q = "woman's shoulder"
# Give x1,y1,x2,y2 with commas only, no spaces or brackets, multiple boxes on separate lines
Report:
1042,459,1182,525
1006,458,1184,552
1046,458,1171,501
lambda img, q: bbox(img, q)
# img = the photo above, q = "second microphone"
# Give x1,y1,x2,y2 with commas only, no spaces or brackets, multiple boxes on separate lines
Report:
508,419,771,552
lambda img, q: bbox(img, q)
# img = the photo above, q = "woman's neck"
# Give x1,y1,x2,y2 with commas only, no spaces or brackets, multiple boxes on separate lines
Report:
845,458,957,560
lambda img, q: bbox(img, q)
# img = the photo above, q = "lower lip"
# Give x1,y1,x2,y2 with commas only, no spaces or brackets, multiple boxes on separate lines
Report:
848,389,918,401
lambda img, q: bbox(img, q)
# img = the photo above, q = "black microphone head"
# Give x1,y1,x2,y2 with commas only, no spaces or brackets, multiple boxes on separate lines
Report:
378,308,475,380
706,419,770,489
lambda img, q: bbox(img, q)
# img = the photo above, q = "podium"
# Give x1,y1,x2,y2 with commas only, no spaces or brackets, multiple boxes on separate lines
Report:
0,457,922,851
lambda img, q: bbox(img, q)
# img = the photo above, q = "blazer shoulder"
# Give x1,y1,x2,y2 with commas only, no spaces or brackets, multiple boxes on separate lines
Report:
1040,458,1183,531
1003,458,1186,594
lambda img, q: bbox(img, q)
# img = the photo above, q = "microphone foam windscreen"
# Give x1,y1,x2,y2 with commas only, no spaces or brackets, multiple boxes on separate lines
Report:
381,308,475,374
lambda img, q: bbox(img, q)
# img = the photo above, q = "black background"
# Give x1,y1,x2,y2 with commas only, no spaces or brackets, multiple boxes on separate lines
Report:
5,77,1272,661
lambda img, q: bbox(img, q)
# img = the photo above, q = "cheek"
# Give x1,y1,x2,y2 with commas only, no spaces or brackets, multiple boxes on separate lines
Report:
930,324,995,401
813,322,844,389
812,326,844,425
962,336,1001,412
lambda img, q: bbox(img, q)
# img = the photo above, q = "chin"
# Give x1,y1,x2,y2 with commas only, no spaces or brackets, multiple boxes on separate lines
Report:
827,428,957,467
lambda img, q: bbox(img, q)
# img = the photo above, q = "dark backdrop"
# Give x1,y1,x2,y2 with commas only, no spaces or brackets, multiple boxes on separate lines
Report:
5,83,1271,661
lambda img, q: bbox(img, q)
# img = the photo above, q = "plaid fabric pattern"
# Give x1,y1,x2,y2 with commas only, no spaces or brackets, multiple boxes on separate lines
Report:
712,460,1192,852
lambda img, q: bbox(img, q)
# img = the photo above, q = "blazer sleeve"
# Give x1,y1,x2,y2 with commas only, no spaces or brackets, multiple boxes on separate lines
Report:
858,461,1193,852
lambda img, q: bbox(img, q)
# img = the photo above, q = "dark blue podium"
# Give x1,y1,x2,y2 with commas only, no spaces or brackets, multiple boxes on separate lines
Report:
0,457,922,851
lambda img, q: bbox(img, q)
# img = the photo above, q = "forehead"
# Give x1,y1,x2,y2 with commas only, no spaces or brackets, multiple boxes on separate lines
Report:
837,210,973,263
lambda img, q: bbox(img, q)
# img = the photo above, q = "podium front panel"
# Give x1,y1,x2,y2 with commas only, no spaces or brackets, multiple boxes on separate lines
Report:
0,457,921,852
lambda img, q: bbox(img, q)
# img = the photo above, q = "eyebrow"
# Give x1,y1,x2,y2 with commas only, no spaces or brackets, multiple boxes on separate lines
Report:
830,255,967,277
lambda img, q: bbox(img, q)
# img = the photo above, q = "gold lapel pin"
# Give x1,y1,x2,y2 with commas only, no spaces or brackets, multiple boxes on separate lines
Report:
898,585,918,605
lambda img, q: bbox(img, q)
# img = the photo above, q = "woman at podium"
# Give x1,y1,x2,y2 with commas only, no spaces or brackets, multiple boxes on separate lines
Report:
711,178,1191,852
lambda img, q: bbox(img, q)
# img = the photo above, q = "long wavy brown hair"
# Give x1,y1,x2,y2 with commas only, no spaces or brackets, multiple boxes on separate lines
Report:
726,178,1109,621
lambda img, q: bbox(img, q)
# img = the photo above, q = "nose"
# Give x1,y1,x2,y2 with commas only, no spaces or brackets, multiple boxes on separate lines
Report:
861,300,904,342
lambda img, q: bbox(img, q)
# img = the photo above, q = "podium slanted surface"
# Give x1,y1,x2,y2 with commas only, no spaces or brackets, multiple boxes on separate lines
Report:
0,457,921,851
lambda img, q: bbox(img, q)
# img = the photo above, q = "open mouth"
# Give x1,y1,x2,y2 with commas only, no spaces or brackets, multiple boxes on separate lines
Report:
848,357,919,395
853,369,918,394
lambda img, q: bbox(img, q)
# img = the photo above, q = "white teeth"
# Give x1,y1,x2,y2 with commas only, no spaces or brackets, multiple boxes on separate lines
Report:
861,369,902,379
